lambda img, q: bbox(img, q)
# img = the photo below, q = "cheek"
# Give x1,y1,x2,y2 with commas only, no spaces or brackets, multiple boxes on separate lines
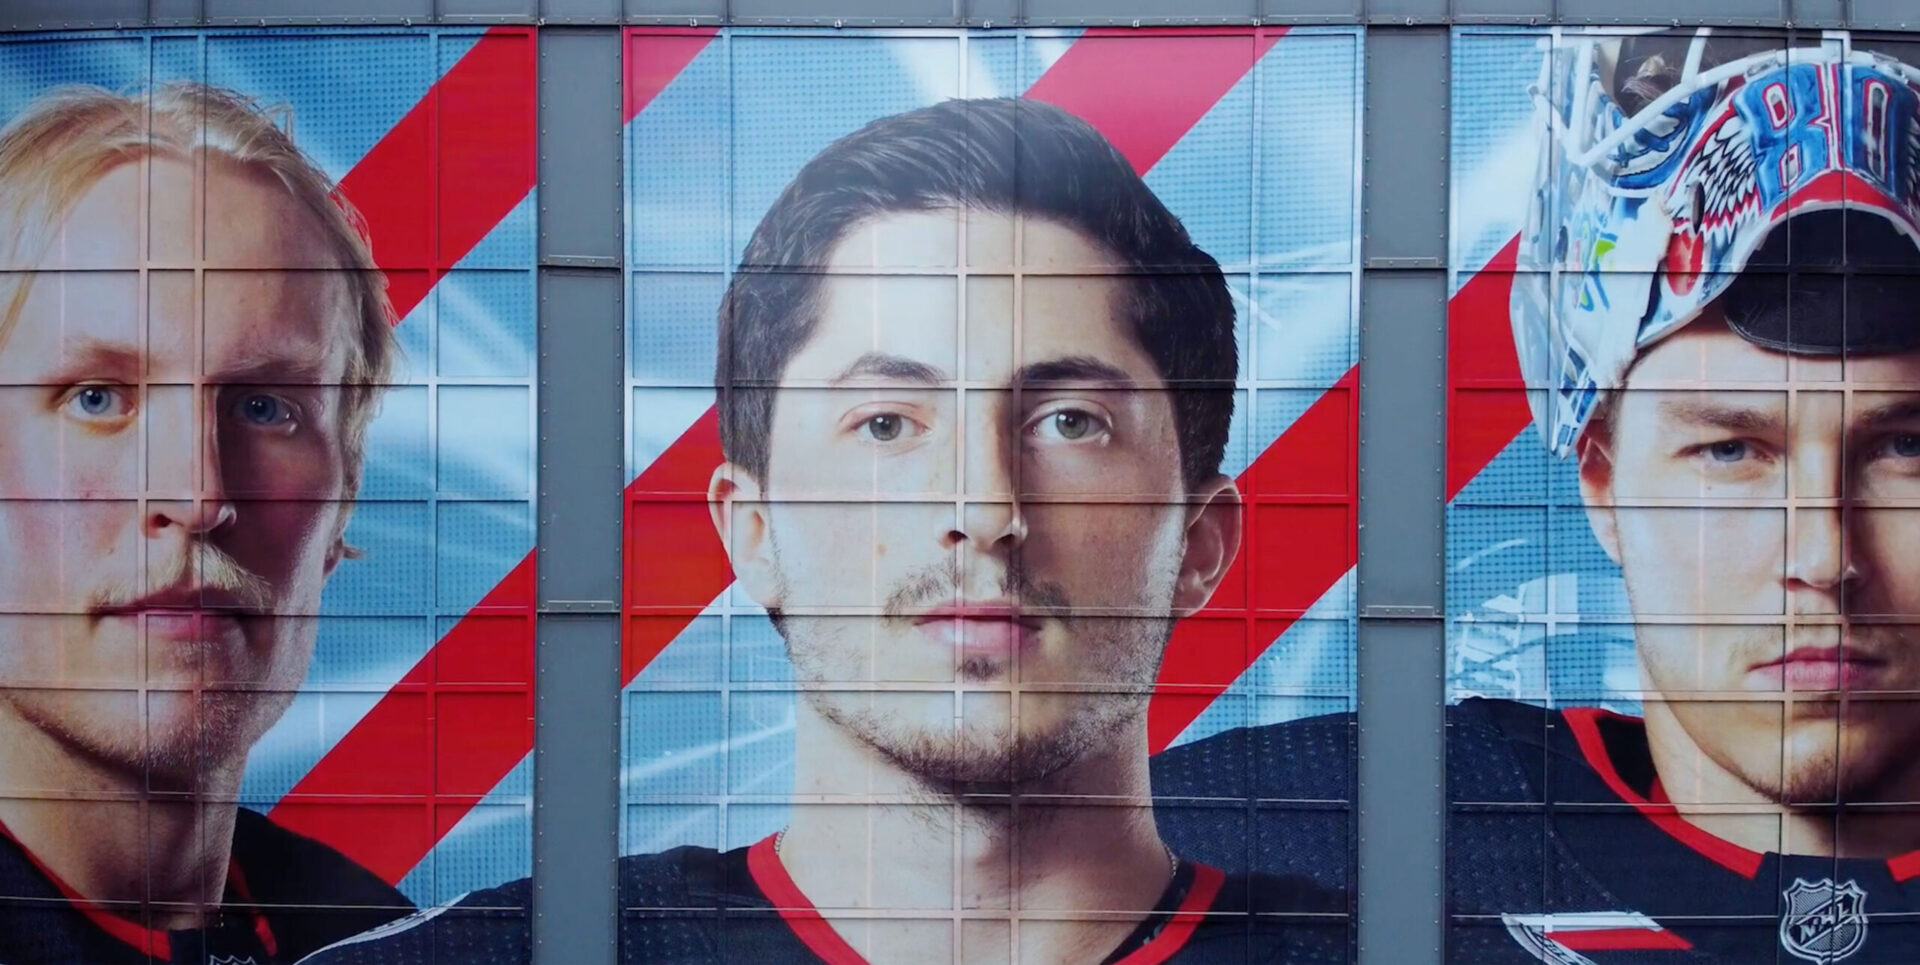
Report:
0,502,127,598
236,502,341,585
225,431,345,498
1615,507,1781,611
764,503,890,605
1857,510,1920,610
1027,503,1184,592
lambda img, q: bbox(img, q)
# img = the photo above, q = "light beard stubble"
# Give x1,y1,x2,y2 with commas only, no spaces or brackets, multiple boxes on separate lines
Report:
1650,622,1920,805
769,544,1174,793
16,542,286,786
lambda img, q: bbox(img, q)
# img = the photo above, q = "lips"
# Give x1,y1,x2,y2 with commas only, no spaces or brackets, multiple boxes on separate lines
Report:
95,587,256,644
912,600,1042,662
1750,646,1888,692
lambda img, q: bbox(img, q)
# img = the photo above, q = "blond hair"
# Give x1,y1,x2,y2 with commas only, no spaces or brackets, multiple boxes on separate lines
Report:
0,80,400,500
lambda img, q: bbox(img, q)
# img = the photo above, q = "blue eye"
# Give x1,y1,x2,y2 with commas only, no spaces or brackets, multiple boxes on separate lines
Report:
64,385,129,419
76,387,115,415
1706,440,1749,463
1891,434,1920,458
236,393,294,426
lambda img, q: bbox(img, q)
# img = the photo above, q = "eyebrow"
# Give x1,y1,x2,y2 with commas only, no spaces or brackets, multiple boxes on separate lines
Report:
1654,397,1784,434
44,338,334,385
1013,356,1138,389
213,348,335,386
828,352,951,386
1853,396,1920,430
49,338,142,378
821,351,1139,389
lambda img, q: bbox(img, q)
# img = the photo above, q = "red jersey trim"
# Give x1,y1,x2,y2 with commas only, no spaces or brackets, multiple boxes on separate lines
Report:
1112,862,1225,965
225,858,281,957
746,834,870,965
1545,926,1692,952
745,834,1225,965
0,814,279,960
1560,707,1765,879
1563,706,1920,882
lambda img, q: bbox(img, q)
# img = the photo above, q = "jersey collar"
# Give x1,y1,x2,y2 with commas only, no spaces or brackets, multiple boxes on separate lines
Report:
0,812,279,960
1563,705,1920,882
745,832,1225,965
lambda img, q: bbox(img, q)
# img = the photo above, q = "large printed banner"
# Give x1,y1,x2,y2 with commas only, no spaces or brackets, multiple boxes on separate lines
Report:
1448,27,1920,965
0,27,537,965
622,25,1362,965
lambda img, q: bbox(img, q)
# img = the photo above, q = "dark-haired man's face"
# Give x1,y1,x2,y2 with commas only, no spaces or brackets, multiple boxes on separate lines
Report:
1578,306,1920,810
712,209,1238,788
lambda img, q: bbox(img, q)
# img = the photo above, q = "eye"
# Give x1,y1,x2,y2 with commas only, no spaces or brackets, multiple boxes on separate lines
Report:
1050,410,1095,440
858,413,917,443
1888,433,1920,459
1031,407,1110,443
234,392,296,427
62,384,132,420
1706,439,1750,463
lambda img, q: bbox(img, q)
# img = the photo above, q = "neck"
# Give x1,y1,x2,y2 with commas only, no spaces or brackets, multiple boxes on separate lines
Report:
0,702,243,931
782,700,1174,965
1642,700,1920,859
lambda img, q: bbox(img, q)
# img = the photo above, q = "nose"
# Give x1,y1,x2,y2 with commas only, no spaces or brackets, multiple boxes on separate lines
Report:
949,497,1027,552
948,403,1026,552
144,385,237,538
1785,504,1862,597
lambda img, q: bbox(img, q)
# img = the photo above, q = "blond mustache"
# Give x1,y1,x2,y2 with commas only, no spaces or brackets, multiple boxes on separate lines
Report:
92,544,275,614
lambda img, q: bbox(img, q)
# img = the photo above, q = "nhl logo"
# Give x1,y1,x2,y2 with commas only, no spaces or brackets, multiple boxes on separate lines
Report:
1780,877,1868,964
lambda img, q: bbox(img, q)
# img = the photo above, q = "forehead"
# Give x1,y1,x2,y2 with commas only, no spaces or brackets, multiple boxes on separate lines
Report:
1626,310,1920,390
1,158,356,378
29,156,346,271
782,208,1148,383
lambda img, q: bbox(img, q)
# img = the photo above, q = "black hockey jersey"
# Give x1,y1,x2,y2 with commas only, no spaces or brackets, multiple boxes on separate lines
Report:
1152,698,1920,964
0,805,412,965
296,835,1350,964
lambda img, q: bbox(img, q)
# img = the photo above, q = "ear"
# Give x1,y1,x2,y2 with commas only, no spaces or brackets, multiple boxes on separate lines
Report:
1576,430,1622,565
709,462,782,609
1172,474,1242,618
323,508,357,574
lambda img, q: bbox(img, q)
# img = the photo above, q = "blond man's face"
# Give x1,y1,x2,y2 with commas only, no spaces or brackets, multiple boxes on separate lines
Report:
0,157,360,784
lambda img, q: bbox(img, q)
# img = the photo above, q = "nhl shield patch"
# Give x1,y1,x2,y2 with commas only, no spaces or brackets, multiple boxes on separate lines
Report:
1780,877,1868,964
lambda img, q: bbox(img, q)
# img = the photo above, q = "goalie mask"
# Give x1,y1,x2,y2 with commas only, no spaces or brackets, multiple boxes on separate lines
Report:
1511,30,1920,457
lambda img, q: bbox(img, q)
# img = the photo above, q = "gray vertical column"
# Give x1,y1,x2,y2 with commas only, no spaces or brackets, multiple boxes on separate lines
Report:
534,25,625,965
1355,24,1449,965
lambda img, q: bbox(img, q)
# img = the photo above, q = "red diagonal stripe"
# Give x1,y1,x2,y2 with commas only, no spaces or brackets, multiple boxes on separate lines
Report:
1446,237,1528,499
1026,28,1283,174
625,28,718,123
267,27,540,881
337,27,537,319
1147,368,1356,750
